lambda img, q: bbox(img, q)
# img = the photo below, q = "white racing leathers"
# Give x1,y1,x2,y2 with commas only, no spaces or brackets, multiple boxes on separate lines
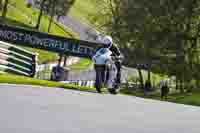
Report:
92,48,117,89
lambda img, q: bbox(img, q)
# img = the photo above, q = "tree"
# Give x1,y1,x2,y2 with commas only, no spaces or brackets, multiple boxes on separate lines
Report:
0,0,2,10
45,0,76,64
2,0,9,18
35,0,76,65
35,0,76,31
55,0,76,21
105,0,200,91
46,0,76,32
47,0,56,32
35,0,47,29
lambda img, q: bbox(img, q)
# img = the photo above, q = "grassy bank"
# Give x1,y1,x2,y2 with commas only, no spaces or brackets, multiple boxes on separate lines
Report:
0,73,95,92
69,0,107,29
7,0,78,37
1,73,200,107
69,58,92,70
121,88,200,107
1,0,79,64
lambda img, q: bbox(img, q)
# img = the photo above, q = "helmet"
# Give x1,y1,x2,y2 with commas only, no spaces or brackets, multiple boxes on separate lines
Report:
102,35,113,48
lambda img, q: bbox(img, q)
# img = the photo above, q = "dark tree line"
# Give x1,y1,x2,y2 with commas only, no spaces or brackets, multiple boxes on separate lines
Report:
102,0,200,92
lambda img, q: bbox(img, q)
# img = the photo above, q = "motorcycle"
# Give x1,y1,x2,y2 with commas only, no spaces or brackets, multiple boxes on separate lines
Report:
92,48,120,94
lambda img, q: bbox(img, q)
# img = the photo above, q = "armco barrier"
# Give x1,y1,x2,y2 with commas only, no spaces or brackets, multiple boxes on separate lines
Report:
0,41,37,77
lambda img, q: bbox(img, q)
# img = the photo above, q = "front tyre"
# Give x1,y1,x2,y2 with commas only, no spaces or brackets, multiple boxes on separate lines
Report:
108,88,118,95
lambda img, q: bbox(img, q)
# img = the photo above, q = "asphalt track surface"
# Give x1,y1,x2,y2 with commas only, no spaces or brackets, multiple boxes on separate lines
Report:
0,84,200,133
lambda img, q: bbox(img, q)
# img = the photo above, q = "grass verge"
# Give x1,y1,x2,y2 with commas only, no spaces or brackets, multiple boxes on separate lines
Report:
24,47,59,64
0,73,95,92
120,88,200,107
1,73,200,107
69,58,92,70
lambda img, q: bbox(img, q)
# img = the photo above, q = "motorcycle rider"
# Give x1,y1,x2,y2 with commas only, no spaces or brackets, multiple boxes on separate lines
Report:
93,35,122,93
102,35,122,85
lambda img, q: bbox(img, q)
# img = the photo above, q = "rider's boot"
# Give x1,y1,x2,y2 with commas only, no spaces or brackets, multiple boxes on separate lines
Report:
108,88,118,94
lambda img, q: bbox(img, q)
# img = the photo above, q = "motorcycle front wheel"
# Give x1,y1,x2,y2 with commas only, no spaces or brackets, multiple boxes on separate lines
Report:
95,67,105,93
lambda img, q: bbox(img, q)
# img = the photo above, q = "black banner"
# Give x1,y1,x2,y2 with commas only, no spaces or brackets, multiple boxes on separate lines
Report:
0,24,106,58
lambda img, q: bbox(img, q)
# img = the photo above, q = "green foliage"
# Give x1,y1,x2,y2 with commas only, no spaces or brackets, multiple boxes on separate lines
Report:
24,47,59,64
42,0,76,16
0,73,95,91
121,88,200,107
2,0,9,17
36,0,76,32
69,0,108,29
106,0,200,90
69,58,92,70
6,0,78,37
1,0,79,64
